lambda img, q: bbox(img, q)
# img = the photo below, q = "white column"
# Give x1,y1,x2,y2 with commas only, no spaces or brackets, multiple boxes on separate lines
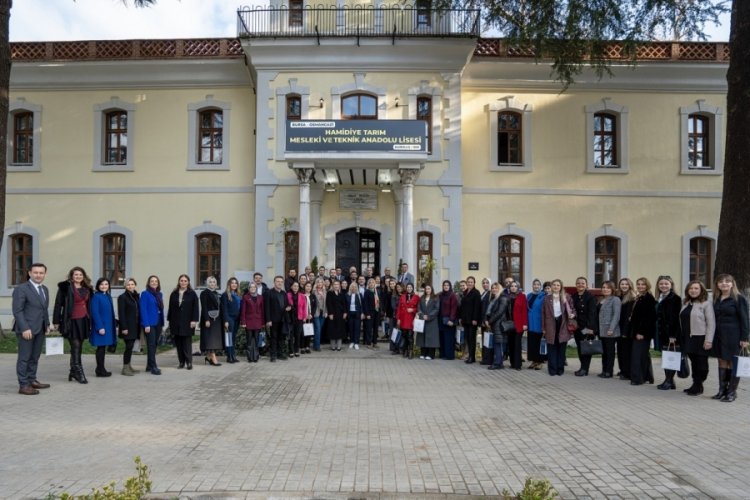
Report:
310,188,323,265
293,165,315,272
393,188,404,264
399,167,420,271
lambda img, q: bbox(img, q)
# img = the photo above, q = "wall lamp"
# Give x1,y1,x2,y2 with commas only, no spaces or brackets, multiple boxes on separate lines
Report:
319,98,325,108
395,96,400,108
325,182,336,192
380,182,392,193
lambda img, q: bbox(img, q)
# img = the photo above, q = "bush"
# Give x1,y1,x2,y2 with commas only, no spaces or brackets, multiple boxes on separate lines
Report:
57,456,151,500
502,477,559,500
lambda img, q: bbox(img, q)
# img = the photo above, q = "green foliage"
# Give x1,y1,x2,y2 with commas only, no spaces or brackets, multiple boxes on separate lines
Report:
440,0,728,87
502,477,559,500
310,255,319,273
57,457,151,500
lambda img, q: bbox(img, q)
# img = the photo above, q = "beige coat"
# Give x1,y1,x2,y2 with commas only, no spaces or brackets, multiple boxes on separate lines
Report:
680,300,716,343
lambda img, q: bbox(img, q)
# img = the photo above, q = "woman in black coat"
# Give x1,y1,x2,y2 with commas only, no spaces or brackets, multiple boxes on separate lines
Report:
711,274,750,402
53,266,95,384
326,280,347,351
117,278,141,376
573,277,599,377
655,275,683,390
200,276,224,366
167,274,199,370
459,277,482,364
616,278,637,380
630,277,656,386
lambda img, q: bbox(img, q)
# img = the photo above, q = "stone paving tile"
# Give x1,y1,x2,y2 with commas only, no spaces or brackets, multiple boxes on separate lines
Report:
0,349,748,499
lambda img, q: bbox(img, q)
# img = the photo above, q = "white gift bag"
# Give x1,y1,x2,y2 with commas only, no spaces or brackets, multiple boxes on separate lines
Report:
733,349,750,378
483,331,492,348
45,336,64,356
661,349,682,371
391,328,401,343
413,318,425,333
303,323,314,337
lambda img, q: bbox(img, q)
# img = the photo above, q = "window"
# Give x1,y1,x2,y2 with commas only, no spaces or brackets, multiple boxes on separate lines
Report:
101,233,126,287
689,237,712,289
198,109,223,164
593,113,617,168
416,0,431,27
342,93,377,120
585,99,629,173
104,111,127,165
488,97,533,172
680,101,722,175
497,111,522,165
498,235,523,285
287,95,301,121
417,231,433,287
417,96,432,153
196,233,221,285
289,0,303,27
188,98,231,170
594,237,619,287
13,112,33,165
93,97,135,171
10,233,32,286
687,114,709,169
284,231,299,277
360,230,378,276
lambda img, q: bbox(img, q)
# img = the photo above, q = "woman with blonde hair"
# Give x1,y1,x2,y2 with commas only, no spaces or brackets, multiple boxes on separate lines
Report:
200,276,224,366
655,275,682,390
541,279,575,376
221,277,242,363
711,274,749,402
680,280,715,396
630,277,656,385
597,281,621,379
616,278,637,380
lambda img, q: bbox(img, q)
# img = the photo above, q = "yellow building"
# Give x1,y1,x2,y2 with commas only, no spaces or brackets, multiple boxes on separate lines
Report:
1,4,728,319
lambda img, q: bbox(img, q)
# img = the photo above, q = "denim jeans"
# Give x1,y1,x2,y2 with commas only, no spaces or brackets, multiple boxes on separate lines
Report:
493,339,507,367
312,315,325,351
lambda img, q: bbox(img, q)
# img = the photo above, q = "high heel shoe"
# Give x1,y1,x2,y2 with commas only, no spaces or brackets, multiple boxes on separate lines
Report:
204,356,222,366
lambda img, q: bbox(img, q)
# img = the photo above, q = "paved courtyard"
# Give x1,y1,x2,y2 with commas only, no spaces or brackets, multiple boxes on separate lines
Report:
0,345,748,499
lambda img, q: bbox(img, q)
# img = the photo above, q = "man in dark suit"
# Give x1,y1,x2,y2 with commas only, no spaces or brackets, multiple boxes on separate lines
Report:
459,276,483,364
397,262,415,286
12,262,51,395
265,276,290,362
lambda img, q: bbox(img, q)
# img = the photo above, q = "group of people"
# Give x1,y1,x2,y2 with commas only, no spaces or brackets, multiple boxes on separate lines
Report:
12,261,749,404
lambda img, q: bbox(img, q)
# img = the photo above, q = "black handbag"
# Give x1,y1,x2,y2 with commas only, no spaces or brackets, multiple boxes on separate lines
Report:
580,337,603,356
678,354,690,378
501,320,516,335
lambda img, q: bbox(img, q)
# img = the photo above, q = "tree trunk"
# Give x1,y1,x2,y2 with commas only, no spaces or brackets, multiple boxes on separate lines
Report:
716,0,750,292
0,0,10,258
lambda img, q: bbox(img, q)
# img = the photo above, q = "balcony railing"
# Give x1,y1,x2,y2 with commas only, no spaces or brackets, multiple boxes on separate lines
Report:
237,5,480,39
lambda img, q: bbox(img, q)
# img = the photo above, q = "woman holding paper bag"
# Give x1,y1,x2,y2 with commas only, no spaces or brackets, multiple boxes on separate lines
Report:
655,276,682,390
711,274,749,402
416,284,439,360
679,280,715,396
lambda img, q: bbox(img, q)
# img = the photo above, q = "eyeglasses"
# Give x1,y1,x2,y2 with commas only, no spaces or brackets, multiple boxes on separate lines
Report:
657,275,672,281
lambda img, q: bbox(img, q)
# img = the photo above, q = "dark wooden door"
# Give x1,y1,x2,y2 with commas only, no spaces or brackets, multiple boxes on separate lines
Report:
335,228,380,276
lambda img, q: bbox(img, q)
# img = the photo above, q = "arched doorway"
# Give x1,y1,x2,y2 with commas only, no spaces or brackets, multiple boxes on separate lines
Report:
335,228,380,276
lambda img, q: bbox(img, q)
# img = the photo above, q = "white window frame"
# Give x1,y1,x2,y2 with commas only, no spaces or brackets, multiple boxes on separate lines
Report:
682,226,718,291
188,223,229,288
187,96,231,171
93,97,136,172
408,81,443,160
331,73,387,119
489,224,533,291
487,96,533,172
92,223,134,290
587,225,629,285
680,100,723,175
0,223,40,296
8,99,42,172
585,98,629,174
276,78,311,158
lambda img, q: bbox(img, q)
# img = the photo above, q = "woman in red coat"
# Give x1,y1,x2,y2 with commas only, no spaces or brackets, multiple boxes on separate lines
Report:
508,281,529,370
240,282,264,362
397,282,420,359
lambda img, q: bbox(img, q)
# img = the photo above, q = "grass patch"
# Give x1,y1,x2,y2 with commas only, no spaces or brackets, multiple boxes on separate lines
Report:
0,334,178,355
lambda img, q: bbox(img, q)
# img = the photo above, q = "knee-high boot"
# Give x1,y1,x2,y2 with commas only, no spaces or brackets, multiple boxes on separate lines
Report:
68,342,88,384
723,375,740,402
712,367,730,400
657,370,676,390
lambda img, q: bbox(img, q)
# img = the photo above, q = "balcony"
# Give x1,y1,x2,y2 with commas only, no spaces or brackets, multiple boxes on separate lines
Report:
237,5,480,40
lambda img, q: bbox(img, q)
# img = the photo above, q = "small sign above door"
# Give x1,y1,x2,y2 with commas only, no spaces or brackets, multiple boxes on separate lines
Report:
339,189,378,211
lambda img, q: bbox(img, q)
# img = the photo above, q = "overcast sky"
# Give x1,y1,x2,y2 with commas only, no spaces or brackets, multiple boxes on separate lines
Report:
9,0,731,42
